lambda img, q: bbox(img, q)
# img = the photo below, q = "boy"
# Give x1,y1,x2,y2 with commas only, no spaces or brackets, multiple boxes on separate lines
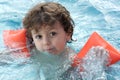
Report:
23,2,76,80
23,2,109,80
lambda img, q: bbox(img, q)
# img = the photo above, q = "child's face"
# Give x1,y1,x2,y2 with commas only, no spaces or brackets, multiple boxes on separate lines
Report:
31,21,71,55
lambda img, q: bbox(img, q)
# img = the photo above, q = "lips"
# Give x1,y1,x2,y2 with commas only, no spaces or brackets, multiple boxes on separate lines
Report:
44,48,54,53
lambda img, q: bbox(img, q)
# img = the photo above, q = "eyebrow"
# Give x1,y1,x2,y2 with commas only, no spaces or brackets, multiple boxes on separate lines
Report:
44,25,57,31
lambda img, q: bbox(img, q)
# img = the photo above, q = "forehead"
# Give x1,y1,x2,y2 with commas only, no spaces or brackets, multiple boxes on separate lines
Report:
32,21,64,32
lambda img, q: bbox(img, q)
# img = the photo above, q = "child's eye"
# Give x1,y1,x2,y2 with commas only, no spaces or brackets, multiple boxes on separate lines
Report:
50,32,57,37
35,35,42,39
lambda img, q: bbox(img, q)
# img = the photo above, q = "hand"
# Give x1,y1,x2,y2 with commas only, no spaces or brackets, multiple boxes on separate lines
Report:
90,46,109,58
84,46,110,66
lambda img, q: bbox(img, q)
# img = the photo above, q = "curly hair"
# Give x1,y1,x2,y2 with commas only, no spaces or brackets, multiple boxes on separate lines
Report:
23,2,74,46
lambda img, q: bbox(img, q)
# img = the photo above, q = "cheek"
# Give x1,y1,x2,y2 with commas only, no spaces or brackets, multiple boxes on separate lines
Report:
35,43,43,51
53,38,67,50
33,39,42,50
34,42,40,48
55,42,66,54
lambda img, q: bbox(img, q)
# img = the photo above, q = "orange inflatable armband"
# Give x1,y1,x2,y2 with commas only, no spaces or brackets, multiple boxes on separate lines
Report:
3,29,30,57
72,32,120,67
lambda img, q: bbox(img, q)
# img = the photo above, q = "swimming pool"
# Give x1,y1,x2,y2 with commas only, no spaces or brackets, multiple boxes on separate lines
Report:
0,0,120,80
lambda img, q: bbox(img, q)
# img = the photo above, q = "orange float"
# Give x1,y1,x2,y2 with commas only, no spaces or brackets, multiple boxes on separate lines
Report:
72,32,120,67
3,29,30,57
2,29,120,65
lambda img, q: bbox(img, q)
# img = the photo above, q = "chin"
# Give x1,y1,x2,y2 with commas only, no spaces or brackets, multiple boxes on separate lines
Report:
48,51,60,55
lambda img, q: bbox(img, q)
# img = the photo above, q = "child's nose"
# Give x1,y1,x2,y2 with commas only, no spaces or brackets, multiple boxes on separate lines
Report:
43,37,50,45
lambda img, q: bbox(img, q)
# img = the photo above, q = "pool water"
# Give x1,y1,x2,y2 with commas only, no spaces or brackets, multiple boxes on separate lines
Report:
0,0,120,80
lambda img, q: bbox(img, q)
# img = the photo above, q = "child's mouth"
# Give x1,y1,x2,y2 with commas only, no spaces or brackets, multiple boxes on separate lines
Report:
45,48,54,53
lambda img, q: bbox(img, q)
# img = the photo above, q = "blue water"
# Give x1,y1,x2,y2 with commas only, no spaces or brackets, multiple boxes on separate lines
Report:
0,0,120,80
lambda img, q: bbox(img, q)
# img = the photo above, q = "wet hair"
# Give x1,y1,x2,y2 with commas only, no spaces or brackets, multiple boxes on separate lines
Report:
23,2,74,46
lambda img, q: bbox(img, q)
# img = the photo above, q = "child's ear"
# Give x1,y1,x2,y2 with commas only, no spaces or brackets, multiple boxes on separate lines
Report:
66,33,71,42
